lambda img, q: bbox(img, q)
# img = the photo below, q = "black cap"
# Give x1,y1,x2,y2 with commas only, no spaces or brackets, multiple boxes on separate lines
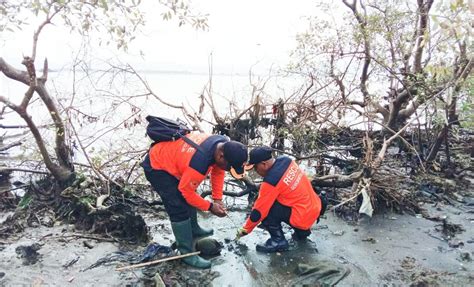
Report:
223,141,248,175
248,146,273,165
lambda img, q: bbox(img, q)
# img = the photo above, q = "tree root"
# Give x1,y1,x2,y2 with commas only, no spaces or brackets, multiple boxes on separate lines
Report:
0,176,150,243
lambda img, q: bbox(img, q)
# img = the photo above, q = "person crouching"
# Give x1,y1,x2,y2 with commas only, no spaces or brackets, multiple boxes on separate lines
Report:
236,146,322,252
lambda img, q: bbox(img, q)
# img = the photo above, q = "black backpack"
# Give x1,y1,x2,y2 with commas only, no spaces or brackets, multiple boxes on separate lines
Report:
145,116,204,153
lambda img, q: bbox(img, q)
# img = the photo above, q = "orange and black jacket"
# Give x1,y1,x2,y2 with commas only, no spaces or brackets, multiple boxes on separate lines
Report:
243,156,321,233
142,133,228,211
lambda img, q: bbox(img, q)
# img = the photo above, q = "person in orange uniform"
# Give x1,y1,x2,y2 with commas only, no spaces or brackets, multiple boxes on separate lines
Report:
236,146,322,253
142,132,248,268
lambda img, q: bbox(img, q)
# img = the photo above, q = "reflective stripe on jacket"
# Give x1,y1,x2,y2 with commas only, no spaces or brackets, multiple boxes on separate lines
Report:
243,156,321,233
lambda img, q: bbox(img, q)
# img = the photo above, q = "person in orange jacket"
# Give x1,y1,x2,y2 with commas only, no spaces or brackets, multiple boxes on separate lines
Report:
142,132,248,268
236,146,322,253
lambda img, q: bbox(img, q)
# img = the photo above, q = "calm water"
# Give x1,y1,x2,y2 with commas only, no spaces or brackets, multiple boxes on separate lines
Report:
0,70,304,182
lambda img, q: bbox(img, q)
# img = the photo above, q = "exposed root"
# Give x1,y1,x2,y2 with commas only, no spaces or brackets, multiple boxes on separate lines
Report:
0,176,150,243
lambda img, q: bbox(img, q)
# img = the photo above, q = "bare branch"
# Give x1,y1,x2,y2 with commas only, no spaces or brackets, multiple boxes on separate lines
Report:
0,95,21,114
0,167,49,175
31,4,62,61
67,116,123,189
128,64,204,131
0,141,21,152
343,0,371,104
0,57,29,84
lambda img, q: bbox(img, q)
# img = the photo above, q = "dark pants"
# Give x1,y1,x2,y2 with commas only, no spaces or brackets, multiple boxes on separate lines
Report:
144,169,192,222
261,201,311,238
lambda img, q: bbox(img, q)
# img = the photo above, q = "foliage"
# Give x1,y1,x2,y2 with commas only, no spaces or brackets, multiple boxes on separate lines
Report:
78,195,95,206
18,193,33,209
0,0,207,185
460,76,474,128
289,0,472,129
0,0,207,50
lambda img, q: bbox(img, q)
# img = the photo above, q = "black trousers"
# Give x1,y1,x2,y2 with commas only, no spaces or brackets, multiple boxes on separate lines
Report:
144,169,193,222
261,201,311,238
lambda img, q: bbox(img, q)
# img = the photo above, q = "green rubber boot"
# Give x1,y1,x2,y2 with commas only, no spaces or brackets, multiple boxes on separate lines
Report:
171,219,211,269
190,207,214,238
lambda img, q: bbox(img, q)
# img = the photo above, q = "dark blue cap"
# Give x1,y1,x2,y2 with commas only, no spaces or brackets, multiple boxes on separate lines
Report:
248,146,273,165
223,141,248,174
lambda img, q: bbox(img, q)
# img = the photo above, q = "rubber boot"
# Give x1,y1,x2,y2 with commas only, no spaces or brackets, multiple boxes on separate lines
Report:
189,207,214,238
256,225,289,253
291,229,311,241
171,219,211,269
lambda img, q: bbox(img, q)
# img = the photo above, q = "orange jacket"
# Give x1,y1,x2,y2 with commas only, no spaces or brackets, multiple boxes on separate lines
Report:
145,133,228,211
243,157,321,233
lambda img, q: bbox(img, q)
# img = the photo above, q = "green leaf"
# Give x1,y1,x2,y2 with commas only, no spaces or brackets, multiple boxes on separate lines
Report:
18,193,33,209
100,0,109,11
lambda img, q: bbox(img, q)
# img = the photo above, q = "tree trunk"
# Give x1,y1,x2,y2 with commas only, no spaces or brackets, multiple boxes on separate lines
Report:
0,57,74,185
271,99,285,150
426,125,448,162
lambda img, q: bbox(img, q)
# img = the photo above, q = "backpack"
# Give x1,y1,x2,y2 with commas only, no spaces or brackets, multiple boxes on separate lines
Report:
145,115,204,153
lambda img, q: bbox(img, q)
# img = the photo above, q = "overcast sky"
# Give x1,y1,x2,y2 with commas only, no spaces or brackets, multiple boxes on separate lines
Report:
1,0,320,74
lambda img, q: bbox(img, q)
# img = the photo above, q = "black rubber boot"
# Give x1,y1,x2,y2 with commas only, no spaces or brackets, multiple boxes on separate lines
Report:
291,229,311,241
171,219,211,269
189,207,214,238
256,225,289,253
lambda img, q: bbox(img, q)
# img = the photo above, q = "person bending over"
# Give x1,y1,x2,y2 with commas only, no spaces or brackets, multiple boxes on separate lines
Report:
142,132,248,268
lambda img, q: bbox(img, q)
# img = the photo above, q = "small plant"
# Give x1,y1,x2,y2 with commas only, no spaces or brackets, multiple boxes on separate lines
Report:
18,193,33,209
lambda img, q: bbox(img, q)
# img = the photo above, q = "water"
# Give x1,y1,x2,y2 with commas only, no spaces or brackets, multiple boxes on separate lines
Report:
0,68,308,188
1,69,302,144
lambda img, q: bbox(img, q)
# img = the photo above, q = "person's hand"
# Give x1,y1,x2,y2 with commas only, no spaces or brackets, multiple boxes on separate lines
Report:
235,227,248,240
209,202,227,217
213,199,225,209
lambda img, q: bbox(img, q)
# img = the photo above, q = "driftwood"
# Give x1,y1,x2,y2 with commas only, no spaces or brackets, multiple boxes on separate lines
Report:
115,251,201,271
312,171,363,188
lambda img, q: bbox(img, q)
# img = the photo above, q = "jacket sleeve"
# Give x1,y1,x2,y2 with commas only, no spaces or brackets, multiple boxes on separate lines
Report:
210,166,225,200
178,168,212,211
243,182,279,233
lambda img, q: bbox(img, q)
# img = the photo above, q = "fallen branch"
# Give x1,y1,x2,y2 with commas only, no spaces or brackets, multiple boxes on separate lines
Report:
115,251,201,271
62,233,117,242
0,167,49,175
312,171,363,188
95,194,109,210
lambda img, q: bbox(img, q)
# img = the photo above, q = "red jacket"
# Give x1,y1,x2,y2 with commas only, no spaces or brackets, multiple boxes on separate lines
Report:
145,133,228,211
243,157,321,232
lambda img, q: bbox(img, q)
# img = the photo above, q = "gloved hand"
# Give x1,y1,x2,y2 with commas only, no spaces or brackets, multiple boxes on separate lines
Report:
235,227,248,240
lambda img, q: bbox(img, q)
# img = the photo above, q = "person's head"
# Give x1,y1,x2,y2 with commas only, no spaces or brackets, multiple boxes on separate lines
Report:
214,141,248,179
247,146,274,177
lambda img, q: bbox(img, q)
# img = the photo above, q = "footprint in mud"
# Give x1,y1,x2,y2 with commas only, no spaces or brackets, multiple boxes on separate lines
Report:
15,243,42,265
224,238,248,256
288,238,319,253
223,237,318,256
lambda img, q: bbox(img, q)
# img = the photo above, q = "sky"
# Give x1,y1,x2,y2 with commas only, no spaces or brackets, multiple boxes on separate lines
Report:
0,0,320,75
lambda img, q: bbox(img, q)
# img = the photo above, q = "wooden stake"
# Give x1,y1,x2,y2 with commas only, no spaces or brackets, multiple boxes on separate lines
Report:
115,251,201,271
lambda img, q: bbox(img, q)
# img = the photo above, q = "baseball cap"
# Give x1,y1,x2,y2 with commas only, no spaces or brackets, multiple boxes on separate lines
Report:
223,141,248,178
248,146,273,165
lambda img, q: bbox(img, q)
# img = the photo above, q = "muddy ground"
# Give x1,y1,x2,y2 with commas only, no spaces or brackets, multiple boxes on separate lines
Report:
1,192,473,286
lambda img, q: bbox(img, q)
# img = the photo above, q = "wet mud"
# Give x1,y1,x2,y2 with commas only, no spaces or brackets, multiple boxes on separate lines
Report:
1,195,473,286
